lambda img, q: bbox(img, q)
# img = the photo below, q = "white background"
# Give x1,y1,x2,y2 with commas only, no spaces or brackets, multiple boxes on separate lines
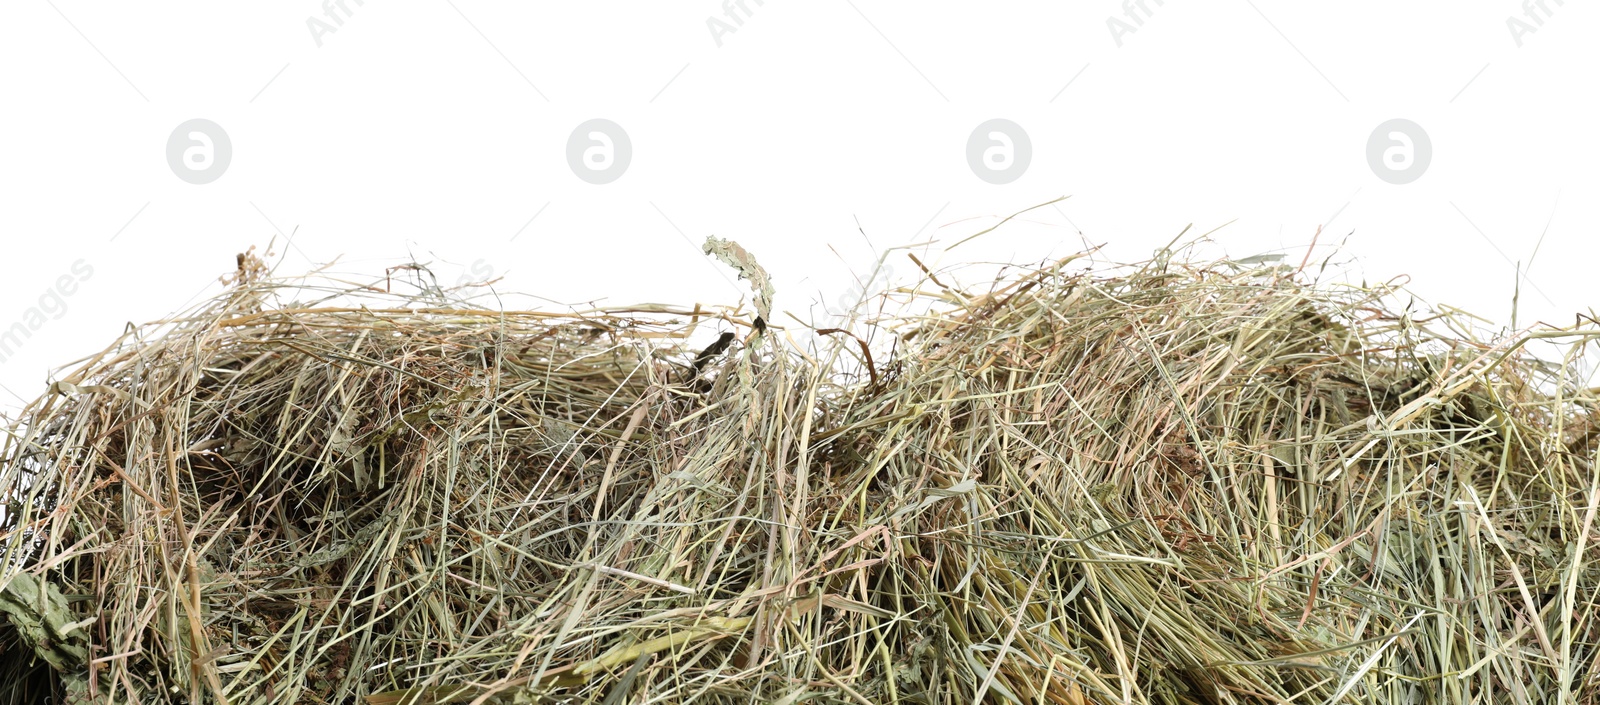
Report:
1,1,1596,415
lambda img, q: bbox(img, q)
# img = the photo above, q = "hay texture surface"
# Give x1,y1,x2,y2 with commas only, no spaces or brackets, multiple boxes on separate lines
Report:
4,247,1600,704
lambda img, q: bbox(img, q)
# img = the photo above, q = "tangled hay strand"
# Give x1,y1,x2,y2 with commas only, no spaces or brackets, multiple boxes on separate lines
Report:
3,246,1600,704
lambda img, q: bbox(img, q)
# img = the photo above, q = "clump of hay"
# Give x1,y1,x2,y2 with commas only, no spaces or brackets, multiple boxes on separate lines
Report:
3,242,1600,704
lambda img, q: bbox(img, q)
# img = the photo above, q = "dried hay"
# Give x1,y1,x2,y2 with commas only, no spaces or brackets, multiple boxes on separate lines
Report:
3,238,1600,704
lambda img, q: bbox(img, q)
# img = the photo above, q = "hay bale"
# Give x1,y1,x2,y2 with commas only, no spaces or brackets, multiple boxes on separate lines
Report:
3,246,1599,704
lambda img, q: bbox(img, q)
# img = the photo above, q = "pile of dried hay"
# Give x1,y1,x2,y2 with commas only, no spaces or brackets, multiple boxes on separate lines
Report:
3,242,1599,704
